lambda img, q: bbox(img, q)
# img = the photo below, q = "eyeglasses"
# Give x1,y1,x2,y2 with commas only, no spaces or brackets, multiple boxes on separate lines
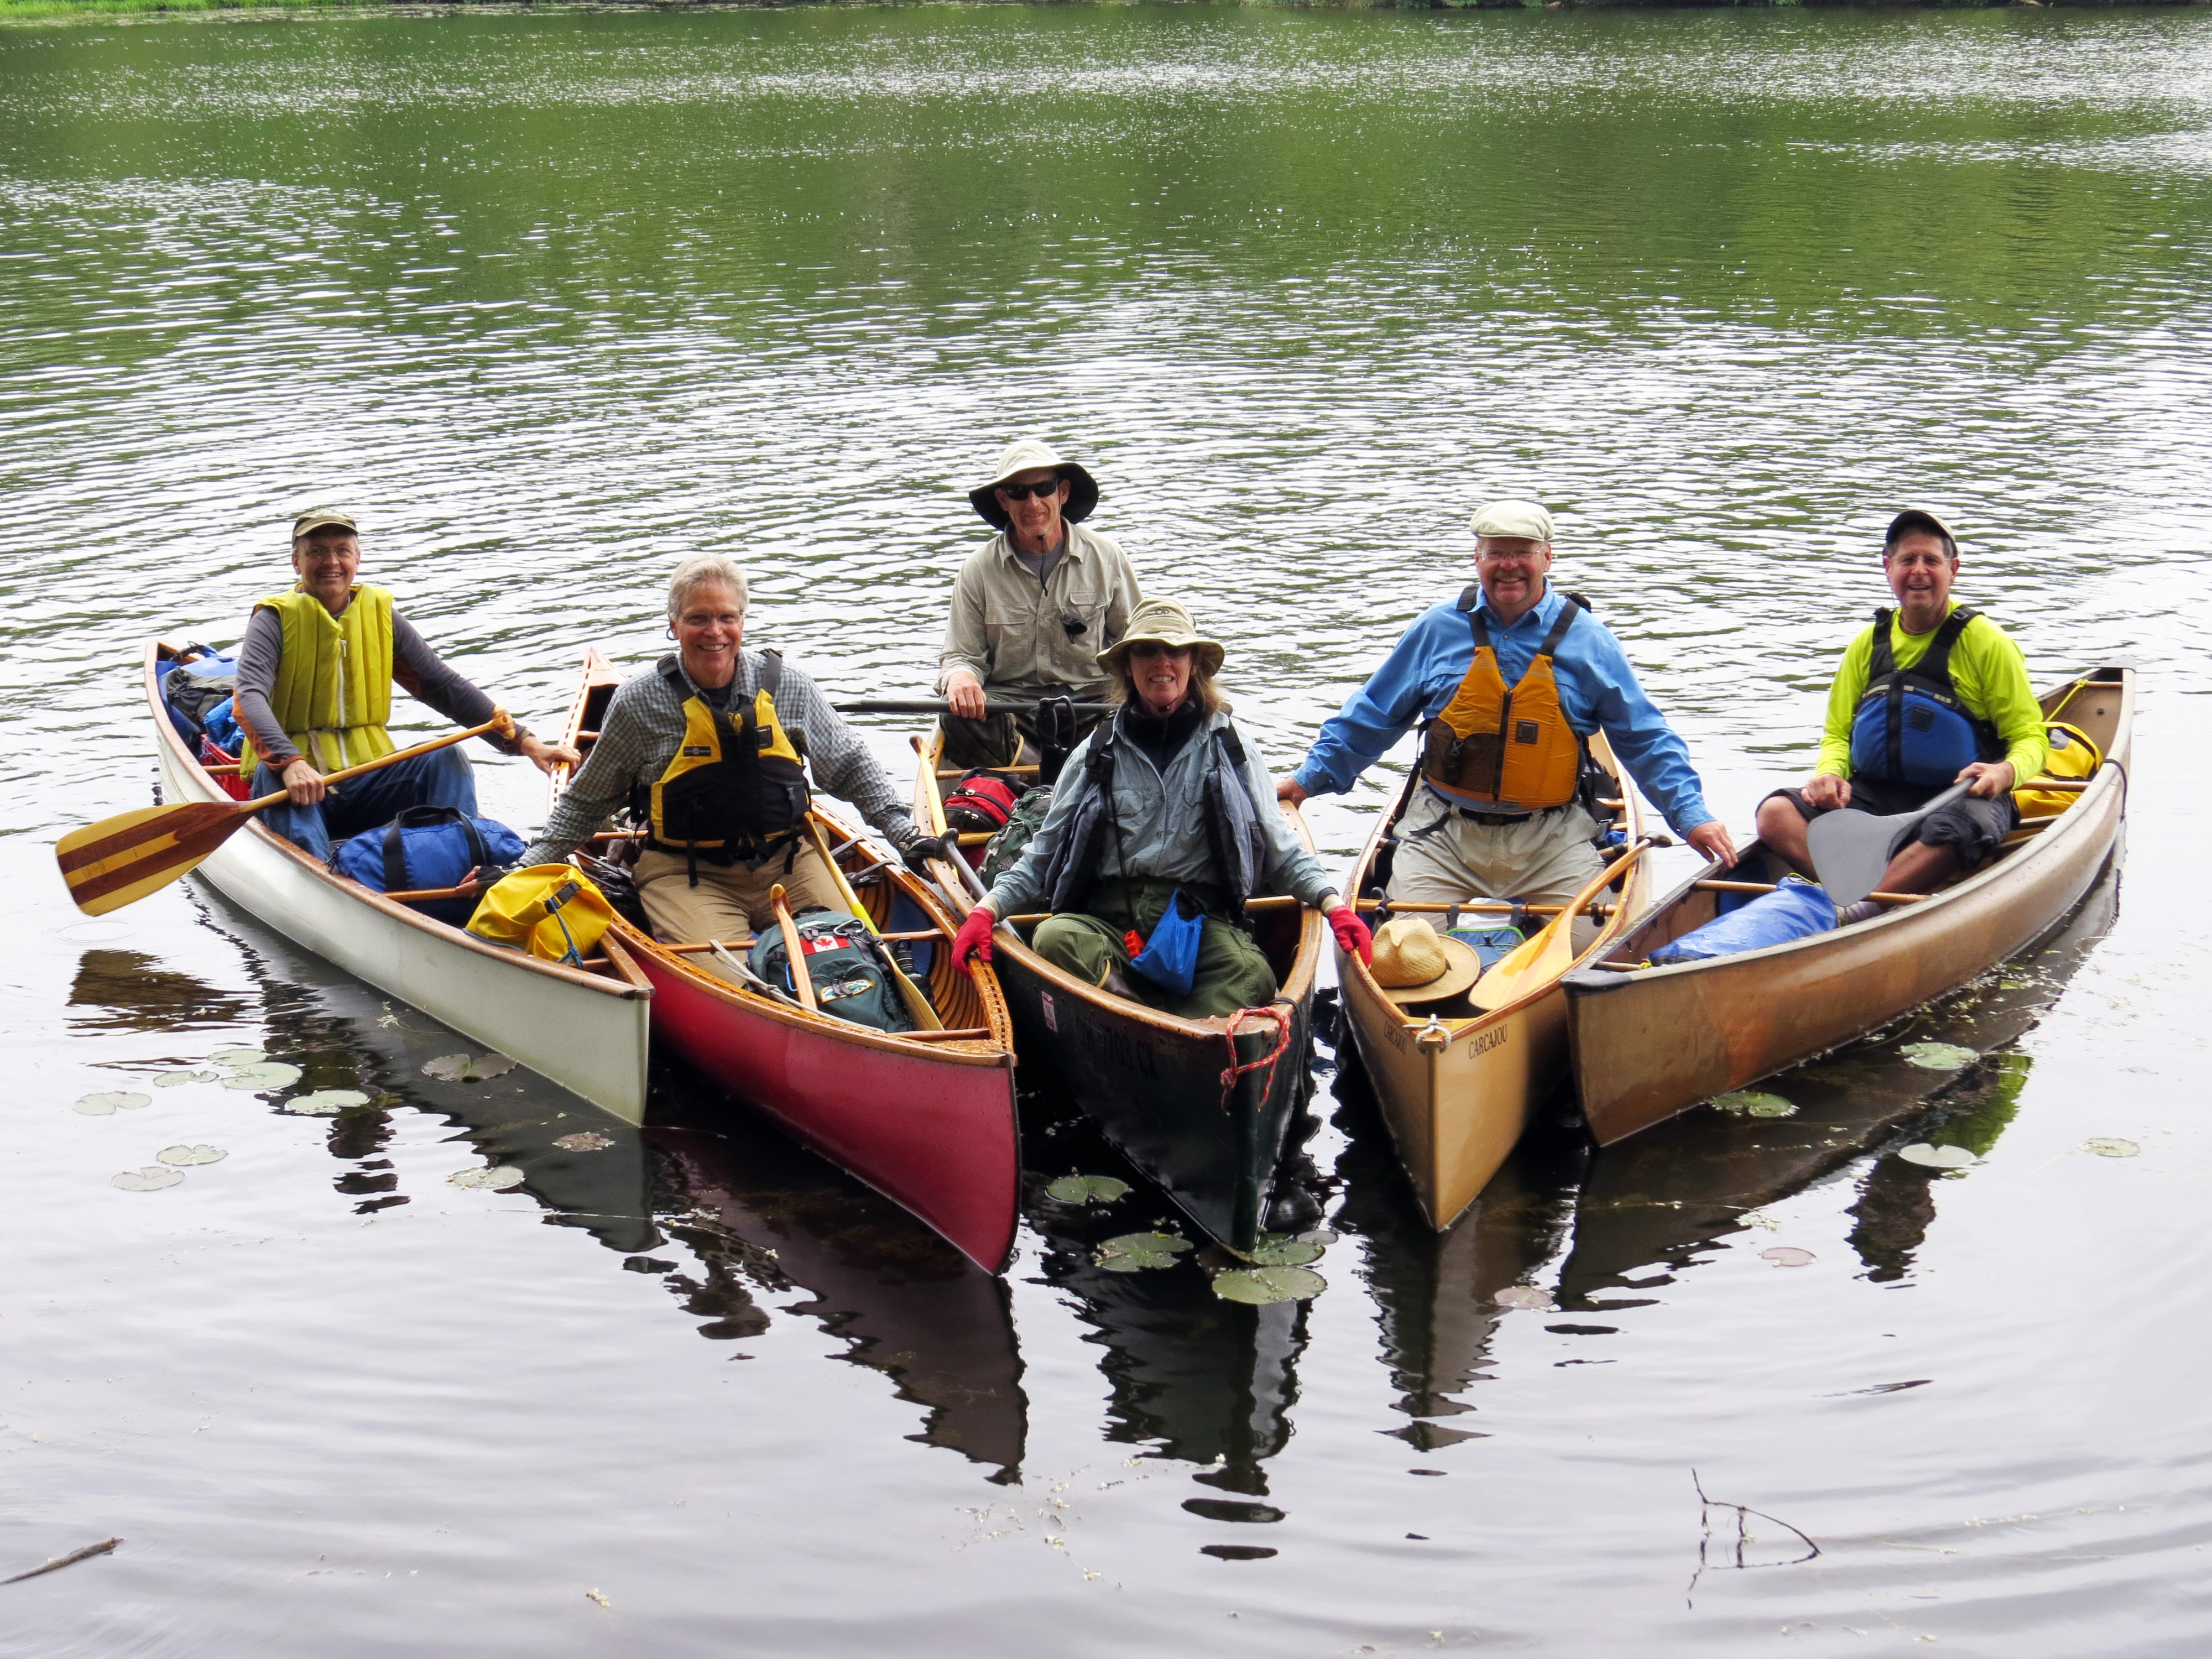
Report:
995,478,1062,502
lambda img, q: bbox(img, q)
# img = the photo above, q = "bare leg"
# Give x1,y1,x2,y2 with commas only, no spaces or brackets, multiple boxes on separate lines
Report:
1755,795,1816,879
1874,839,1958,897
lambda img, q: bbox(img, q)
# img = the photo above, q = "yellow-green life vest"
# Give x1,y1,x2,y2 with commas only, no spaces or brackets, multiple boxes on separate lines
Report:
238,585,397,775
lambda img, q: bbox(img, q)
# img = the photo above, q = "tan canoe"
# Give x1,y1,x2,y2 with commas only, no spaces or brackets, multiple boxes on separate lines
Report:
1334,735,1653,1232
1563,667,2132,1145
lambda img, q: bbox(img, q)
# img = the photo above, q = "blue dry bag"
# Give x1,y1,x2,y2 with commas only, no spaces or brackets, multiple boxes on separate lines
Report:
1648,878,1835,966
1446,925,1527,970
333,806,526,926
1128,889,1206,999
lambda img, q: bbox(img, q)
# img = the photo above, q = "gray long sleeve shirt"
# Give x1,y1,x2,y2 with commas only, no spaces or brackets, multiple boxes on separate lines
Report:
518,649,919,867
234,604,525,769
981,706,1334,920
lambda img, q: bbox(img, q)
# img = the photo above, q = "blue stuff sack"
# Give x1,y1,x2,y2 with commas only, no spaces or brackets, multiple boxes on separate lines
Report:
1446,925,1526,970
202,695,242,754
333,806,526,926
1649,878,1835,966
1128,889,1205,999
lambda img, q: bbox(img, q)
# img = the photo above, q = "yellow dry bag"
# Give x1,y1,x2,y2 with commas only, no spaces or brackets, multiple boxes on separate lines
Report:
466,865,617,967
2012,722,2101,820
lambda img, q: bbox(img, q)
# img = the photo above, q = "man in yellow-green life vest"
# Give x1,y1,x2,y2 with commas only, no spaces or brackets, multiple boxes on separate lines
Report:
1755,509,2049,921
233,508,578,860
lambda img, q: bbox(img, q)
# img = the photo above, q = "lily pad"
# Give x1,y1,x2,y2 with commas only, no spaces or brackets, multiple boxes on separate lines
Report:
111,1165,184,1191
424,1053,518,1084
1240,1235,1323,1267
1212,1265,1327,1305
1900,1041,1979,1071
2085,1138,2140,1158
156,1144,227,1166
155,1070,218,1088
553,1131,615,1152
1712,1091,1796,1118
1760,1246,1816,1267
208,1047,266,1067
73,1091,150,1116
1094,1232,1192,1272
1047,1173,1130,1206
1897,1142,1978,1169
1494,1285,1553,1310
224,1062,302,1092
448,1165,525,1191
286,1089,371,1116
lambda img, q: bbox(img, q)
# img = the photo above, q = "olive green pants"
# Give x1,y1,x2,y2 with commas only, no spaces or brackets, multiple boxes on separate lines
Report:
1032,879,1279,1020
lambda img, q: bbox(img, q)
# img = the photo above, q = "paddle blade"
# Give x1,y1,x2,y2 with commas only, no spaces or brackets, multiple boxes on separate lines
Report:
1807,780,1973,907
1469,914,1571,1013
55,799,251,916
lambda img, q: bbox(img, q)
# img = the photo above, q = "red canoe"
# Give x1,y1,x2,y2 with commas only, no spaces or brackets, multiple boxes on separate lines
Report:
555,650,1022,1272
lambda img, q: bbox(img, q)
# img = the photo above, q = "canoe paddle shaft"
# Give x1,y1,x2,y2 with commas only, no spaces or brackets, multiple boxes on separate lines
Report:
56,710,514,917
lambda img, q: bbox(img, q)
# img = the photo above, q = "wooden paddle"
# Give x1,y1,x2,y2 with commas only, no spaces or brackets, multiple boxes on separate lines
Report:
1806,779,1970,908
801,816,945,1031
56,711,513,917
768,883,819,1013
1469,841,1646,1013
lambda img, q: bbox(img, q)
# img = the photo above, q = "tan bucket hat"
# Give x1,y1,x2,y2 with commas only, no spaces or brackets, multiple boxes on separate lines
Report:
968,438,1100,530
291,507,358,539
1369,916,1484,1005
1469,499,1553,544
1097,597,1225,679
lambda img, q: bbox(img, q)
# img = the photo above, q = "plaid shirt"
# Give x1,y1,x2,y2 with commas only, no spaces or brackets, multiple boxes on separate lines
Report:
519,650,917,866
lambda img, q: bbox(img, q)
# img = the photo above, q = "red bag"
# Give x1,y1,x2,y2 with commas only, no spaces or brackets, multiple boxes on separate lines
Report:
200,736,252,801
943,771,1025,835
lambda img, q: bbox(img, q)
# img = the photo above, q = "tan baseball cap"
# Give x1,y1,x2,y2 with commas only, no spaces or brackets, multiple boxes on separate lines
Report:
1884,508,1958,551
1470,499,1554,544
291,507,358,539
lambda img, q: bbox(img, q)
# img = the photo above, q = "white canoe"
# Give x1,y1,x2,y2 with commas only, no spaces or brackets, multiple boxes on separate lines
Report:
144,640,653,1122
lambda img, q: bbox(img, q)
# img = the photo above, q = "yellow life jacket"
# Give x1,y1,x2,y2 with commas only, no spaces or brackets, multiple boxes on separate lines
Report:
238,585,396,775
2012,721,2101,820
1419,590,1588,811
466,865,617,967
643,652,811,877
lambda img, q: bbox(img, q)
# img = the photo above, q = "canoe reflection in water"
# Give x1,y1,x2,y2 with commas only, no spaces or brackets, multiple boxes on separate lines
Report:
111,887,1031,1480
1329,857,2118,1430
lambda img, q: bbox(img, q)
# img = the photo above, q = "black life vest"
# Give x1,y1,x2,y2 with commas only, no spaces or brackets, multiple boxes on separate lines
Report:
1039,711,1270,917
642,651,811,877
1846,607,2005,789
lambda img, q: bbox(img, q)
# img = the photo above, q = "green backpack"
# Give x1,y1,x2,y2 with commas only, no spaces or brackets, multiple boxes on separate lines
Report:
749,907,915,1033
979,785,1055,886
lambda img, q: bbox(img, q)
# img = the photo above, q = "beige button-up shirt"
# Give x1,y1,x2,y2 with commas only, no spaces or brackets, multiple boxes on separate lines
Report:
935,522,1142,700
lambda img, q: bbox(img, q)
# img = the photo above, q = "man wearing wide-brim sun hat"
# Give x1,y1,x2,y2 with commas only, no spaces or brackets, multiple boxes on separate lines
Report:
935,437,1144,770
949,597,1373,1024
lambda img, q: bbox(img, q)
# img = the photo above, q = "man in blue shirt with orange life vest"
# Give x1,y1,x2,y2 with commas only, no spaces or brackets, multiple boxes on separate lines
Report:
1277,500,1736,930
1753,509,2048,922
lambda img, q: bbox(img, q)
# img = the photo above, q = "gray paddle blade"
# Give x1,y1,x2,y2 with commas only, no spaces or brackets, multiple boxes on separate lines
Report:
1806,780,1971,907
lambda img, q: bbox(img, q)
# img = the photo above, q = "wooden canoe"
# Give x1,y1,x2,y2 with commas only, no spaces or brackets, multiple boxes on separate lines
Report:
1333,735,1654,1231
552,650,1022,1274
144,640,654,1121
1562,667,2132,1144
911,727,1325,1255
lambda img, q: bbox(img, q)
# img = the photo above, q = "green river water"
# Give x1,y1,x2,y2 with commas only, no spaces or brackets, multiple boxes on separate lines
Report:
3,6,2210,1654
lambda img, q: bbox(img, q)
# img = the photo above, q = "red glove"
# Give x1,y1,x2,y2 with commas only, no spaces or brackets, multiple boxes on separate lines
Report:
1327,904,1373,966
951,906,997,968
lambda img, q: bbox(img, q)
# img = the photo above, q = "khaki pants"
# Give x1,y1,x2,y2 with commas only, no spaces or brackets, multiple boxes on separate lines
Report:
634,844,847,982
1387,792,1606,950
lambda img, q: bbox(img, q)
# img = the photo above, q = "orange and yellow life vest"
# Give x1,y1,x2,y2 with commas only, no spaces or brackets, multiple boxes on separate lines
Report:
1418,592,1587,812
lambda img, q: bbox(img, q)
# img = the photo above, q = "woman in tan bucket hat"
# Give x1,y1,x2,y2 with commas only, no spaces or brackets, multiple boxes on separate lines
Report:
950,598,1372,1019
935,438,1144,770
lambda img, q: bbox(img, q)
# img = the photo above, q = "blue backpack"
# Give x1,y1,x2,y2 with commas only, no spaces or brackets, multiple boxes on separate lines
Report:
333,806,526,926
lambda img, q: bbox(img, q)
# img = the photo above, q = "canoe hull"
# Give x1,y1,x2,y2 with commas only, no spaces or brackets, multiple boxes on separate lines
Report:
1564,669,2132,1145
146,645,651,1121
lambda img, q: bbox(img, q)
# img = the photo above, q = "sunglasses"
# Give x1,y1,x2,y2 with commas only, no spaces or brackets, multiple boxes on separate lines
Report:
1128,641,1191,659
995,478,1062,502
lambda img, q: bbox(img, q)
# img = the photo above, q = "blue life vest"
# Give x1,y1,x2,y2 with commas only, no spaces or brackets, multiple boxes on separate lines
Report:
1846,606,2004,789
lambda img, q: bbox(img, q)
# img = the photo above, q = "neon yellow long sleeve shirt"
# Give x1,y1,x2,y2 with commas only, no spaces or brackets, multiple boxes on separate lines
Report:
1817,602,2049,783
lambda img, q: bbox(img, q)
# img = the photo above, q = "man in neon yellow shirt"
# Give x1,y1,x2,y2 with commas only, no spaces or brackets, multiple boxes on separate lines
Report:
1756,510,2048,919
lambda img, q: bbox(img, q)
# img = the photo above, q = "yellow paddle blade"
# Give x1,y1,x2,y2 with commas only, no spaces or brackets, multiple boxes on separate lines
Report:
1467,916,1563,1013
54,799,251,916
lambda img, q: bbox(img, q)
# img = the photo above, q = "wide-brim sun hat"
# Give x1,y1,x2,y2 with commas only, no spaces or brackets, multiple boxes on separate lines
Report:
1368,916,1484,1005
968,438,1100,531
1097,597,1226,679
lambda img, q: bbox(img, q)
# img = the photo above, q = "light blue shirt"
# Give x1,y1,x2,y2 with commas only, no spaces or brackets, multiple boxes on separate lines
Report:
1291,582,1714,837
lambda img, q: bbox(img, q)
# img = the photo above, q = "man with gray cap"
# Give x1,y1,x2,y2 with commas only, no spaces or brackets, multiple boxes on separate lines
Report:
1278,499,1735,922
1752,509,2047,920
232,508,577,861
936,438,1142,769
